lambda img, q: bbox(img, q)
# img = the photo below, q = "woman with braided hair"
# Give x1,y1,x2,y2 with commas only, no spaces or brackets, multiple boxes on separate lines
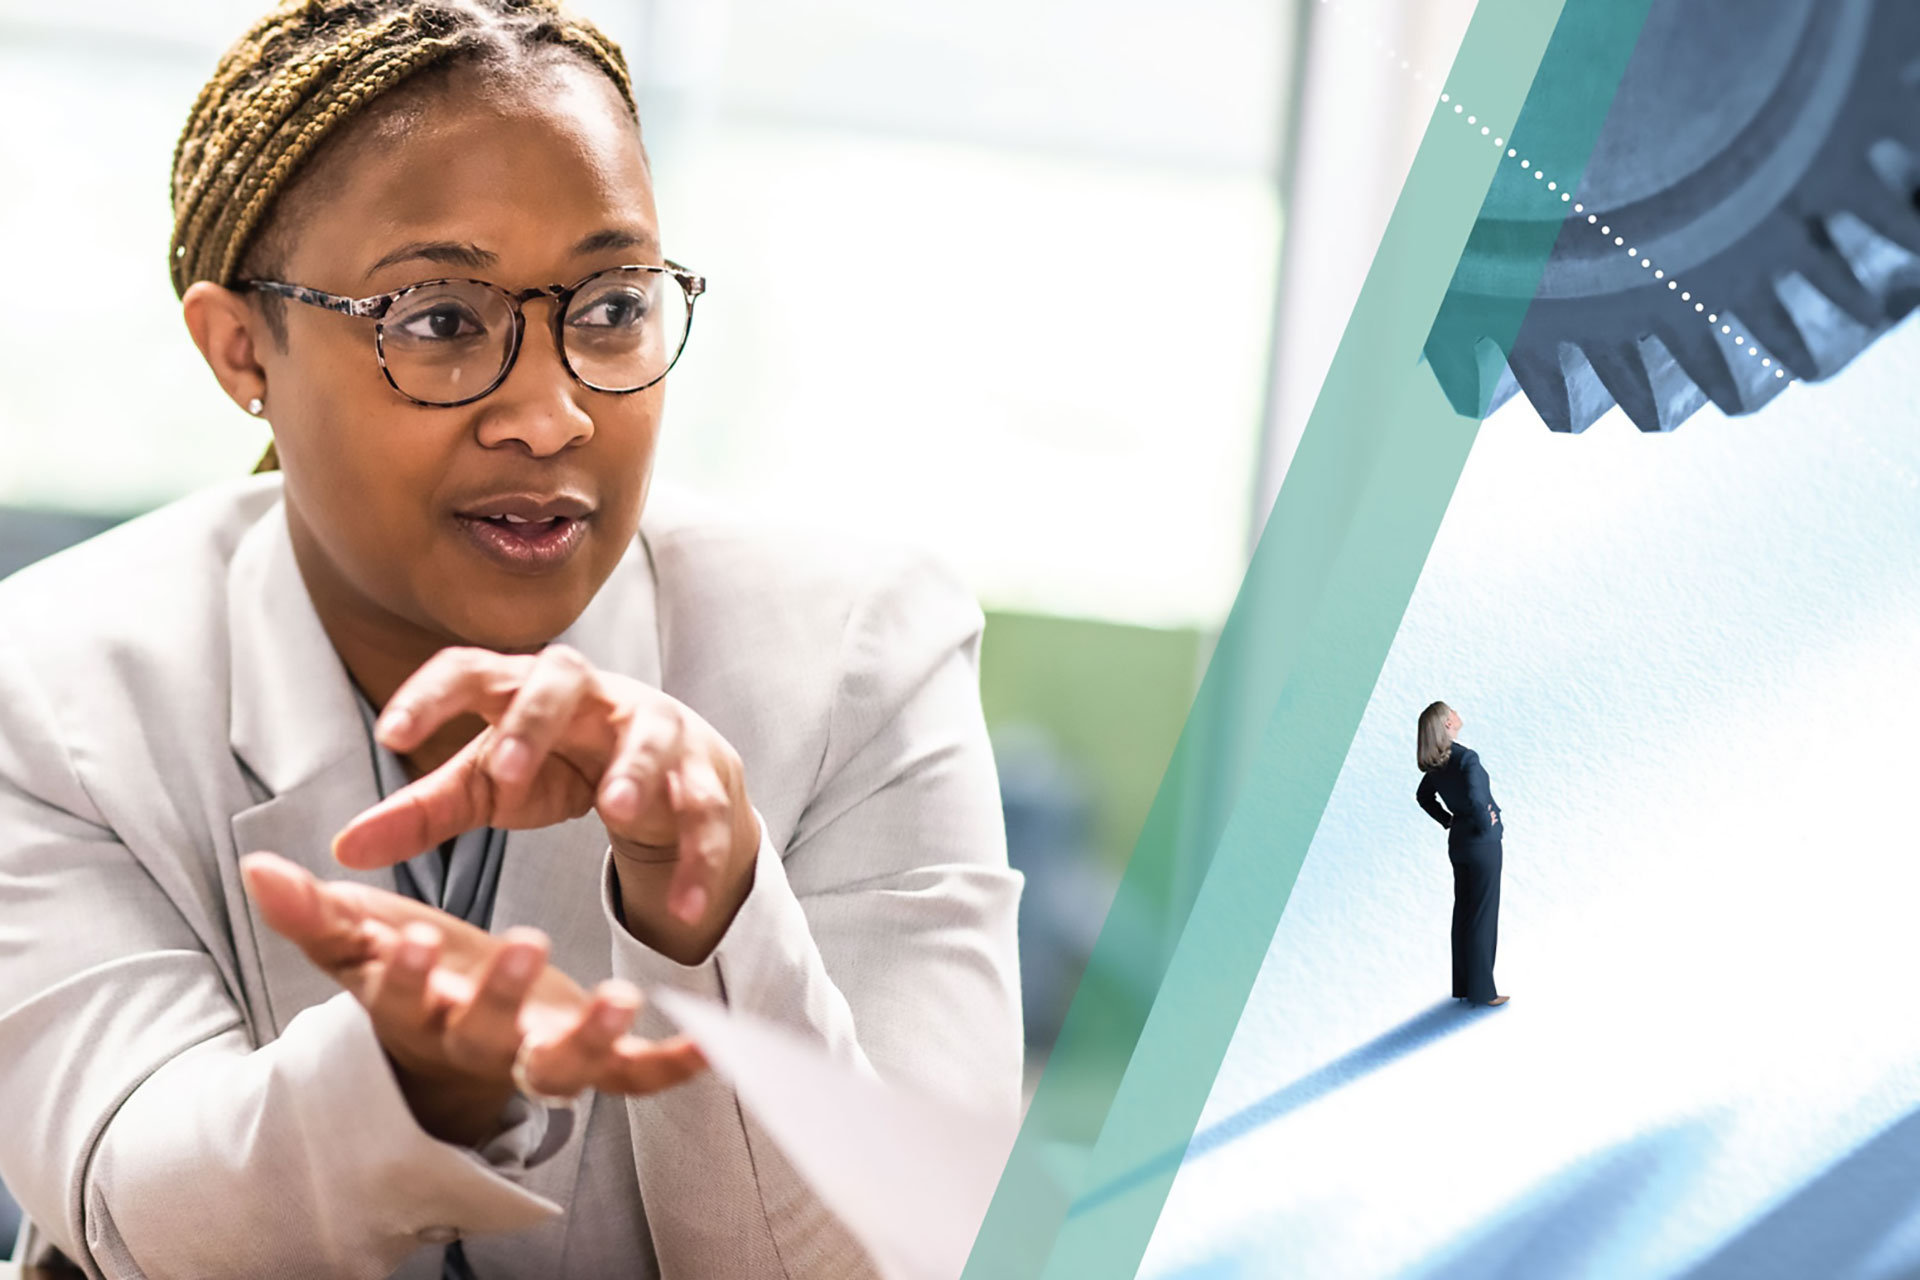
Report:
0,2,1022,1276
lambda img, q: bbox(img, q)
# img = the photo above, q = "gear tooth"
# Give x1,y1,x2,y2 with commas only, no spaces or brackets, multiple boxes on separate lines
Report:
1422,337,1488,419
1800,222,1889,325
1820,210,1920,308
1866,137,1920,190
1635,333,1711,431
1706,313,1798,415
1468,337,1515,419
1484,358,1523,418
1738,291,1820,379
1654,318,1746,415
1848,169,1920,257
1583,343,1664,432
1557,343,1616,434
1738,352,1795,416
1775,271,1881,377
1506,347,1574,433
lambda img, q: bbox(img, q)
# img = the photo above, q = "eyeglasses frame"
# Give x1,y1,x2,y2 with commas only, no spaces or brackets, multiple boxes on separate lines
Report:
239,261,706,408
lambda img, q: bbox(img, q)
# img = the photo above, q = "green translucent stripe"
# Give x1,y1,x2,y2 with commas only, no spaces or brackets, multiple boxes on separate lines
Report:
964,1,1656,1276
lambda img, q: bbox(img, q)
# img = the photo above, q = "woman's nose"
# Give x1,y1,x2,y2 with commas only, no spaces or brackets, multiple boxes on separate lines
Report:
474,306,595,456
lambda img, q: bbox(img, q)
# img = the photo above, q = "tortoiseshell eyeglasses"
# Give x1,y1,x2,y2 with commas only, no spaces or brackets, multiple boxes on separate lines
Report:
240,262,705,408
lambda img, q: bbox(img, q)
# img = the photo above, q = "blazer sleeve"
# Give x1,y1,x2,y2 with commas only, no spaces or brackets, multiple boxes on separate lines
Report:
0,642,565,1280
1416,770,1452,829
601,552,1024,1279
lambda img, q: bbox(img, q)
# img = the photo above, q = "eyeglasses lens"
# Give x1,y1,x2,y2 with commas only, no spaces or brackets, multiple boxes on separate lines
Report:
562,268,691,393
377,269,693,405
379,281,517,405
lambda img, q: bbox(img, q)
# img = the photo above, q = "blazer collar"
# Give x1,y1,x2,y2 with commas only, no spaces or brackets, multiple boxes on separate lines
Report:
225,494,664,1272
226,497,367,799
227,501,409,1031
227,493,665,799
226,492,665,1023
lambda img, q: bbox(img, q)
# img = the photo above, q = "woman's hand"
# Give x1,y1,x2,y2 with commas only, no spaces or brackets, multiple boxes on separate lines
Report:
330,645,762,965
240,852,706,1147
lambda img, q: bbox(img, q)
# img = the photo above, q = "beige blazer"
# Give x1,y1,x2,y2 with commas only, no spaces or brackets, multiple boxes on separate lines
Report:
0,475,1023,1279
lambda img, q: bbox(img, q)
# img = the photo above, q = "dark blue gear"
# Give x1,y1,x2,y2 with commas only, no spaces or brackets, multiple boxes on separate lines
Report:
1427,0,1920,432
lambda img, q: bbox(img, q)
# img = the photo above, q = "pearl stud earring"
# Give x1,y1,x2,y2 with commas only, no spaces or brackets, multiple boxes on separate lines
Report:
247,397,265,416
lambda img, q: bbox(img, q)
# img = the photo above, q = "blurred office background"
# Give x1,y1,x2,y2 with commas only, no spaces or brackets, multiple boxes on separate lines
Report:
0,0,1507,1260
0,0,1278,1057
0,9,1489,1238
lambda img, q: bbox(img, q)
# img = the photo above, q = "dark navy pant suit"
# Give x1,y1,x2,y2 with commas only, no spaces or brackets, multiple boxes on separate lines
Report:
1417,744,1503,1004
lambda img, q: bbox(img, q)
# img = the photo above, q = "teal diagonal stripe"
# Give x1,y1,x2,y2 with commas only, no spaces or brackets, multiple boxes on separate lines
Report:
962,2,1657,1277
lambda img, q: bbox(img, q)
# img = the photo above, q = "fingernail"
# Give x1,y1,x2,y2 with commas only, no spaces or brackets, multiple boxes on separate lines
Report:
378,705,413,742
674,884,708,923
399,938,431,969
603,776,639,818
492,736,532,784
598,1002,631,1032
502,947,538,982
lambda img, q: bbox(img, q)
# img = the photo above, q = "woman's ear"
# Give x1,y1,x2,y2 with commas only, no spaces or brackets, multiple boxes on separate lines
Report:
182,281,272,415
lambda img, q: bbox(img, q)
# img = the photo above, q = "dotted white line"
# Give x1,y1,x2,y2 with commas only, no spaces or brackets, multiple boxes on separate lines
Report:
1439,88,1787,381
1314,0,1791,388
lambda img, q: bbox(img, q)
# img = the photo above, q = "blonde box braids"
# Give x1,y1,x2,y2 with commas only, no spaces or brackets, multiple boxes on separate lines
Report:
169,0,634,299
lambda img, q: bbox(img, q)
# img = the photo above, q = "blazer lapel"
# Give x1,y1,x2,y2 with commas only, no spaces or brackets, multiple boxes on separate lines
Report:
224,506,665,1271
491,530,661,960
480,811,616,1261
485,533,663,1259
224,505,394,1034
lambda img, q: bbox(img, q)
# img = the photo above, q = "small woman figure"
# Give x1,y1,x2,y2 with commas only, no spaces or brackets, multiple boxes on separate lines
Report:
1416,702,1509,1007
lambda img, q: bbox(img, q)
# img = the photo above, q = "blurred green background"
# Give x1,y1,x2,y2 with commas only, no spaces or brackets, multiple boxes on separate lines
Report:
980,611,1203,873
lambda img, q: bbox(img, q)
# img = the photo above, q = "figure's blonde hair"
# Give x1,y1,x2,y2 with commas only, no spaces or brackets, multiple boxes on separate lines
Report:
168,0,637,472
1417,701,1455,772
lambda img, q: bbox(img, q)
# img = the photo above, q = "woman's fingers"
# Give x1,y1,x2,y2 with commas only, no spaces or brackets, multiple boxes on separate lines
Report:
333,735,494,870
247,862,704,1102
375,647,525,753
518,980,642,1098
240,852,378,971
664,759,737,924
485,645,598,793
603,1035,708,1095
441,927,549,1072
518,995,708,1100
342,644,618,871
240,852,330,945
367,921,447,1030
598,705,686,830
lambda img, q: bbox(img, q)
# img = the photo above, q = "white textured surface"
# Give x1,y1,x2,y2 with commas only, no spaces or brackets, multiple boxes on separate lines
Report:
1140,319,1920,1279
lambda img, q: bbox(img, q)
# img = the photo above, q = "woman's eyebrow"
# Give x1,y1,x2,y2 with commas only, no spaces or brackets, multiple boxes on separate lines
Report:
363,240,497,280
359,231,658,282
572,227,660,257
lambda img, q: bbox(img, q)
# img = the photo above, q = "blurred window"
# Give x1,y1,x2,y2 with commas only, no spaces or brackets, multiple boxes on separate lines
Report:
0,0,1295,627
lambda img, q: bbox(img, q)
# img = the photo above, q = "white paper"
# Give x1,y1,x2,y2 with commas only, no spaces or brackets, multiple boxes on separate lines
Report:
652,989,1016,1280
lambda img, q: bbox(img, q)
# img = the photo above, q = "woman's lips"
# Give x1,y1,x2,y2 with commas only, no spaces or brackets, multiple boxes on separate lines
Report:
454,513,589,573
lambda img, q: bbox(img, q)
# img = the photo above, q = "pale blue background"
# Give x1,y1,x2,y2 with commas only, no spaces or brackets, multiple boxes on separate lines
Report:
1141,316,1920,1278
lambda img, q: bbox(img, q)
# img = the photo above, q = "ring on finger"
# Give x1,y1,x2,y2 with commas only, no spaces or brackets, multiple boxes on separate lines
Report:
511,1037,581,1110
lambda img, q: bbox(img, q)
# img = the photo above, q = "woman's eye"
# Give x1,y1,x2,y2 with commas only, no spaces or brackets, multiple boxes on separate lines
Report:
396,303,485,341
571,288,651,330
